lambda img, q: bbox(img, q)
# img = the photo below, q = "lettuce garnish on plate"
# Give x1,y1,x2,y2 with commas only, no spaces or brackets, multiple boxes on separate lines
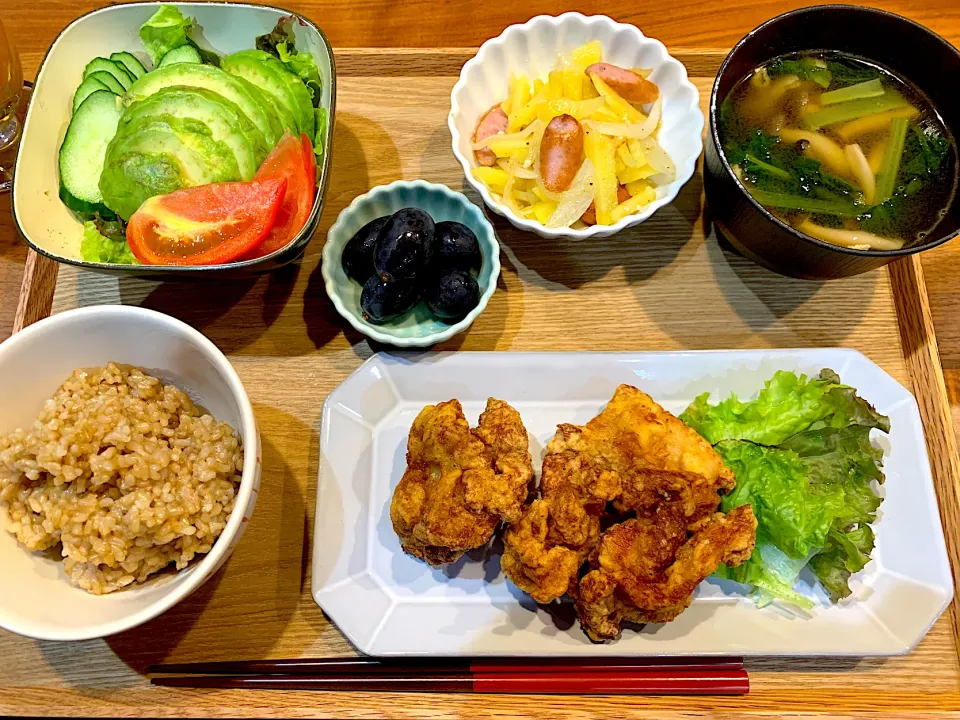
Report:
681,369,889,607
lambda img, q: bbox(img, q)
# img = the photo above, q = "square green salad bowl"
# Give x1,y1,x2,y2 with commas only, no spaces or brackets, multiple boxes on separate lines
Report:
13,2,336,278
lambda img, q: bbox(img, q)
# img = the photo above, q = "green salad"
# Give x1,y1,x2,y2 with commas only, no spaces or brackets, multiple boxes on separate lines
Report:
59,5,328,264
681,369,889,608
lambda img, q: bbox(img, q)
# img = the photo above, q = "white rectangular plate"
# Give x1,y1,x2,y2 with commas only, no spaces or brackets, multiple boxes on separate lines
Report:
312,351,952,656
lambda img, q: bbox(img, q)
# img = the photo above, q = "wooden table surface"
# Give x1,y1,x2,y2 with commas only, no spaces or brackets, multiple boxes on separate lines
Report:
4,2,960,718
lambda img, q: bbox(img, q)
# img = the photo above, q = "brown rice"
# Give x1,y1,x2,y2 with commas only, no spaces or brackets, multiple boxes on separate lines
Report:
0,362,243,594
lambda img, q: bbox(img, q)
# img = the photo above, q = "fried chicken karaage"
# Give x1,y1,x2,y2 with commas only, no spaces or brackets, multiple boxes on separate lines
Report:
501,449,619,602
577,505,757,640
501,384,756,641
390,398,533,566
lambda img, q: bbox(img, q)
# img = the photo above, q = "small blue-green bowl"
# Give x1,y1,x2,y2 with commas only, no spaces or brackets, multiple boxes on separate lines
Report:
322,180,500,347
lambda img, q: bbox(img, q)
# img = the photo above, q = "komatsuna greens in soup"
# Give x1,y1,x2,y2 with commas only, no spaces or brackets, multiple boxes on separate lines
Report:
720,51,958,251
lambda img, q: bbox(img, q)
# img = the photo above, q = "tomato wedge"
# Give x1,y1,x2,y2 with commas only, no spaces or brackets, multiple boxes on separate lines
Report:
127,179,287,266
301,132,318,188
243,132,316,259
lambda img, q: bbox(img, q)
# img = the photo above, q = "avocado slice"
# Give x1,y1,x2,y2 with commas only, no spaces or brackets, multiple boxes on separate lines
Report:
120,86,268,179
232,75,297,138
125,64,281,146
270,59,316,138
221,50,313,137
100,117,239,219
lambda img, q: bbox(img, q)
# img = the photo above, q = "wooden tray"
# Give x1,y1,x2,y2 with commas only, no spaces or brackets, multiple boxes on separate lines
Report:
3,48,960,718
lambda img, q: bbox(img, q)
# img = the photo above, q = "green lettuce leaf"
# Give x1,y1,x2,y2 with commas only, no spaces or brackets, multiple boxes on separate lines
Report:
779,424,885,486
715,537,816,610
80,221,137,264
781,424,884,601
784,426,881,526
683,370,841,444
716,440,842,558
255,17,292,55
804,369,891,433
139,5,192,66
277,42,322,108
688,368,888,607
256,17,324,108
681,369,888,445
810,525,876,601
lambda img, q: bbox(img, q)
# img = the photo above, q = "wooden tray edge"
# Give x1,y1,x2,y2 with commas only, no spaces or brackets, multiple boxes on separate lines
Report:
332,47,728,76
890,256,960,656
13,249,57,334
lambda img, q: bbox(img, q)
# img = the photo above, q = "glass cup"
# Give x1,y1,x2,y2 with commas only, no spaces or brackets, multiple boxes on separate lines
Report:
0,18,23,192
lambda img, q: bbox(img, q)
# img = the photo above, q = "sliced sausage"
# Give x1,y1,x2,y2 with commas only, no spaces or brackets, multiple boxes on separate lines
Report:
473,104,508,167
581,185,631,225
539,114,584,193
586,62,659,105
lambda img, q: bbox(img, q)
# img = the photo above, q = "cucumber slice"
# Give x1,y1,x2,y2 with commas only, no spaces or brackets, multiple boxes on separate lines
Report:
158,45,202,67
59,183,101,216
58,184,116,218
72,75,111,114
87,71,124,95
83,58,133,91
110,51,147,79
58,90,122,207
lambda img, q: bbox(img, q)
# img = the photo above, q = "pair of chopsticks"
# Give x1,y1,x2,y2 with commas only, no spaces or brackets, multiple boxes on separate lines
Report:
149,656,748,695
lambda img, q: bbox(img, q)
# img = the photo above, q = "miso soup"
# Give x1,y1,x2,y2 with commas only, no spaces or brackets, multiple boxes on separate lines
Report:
720,51,957,250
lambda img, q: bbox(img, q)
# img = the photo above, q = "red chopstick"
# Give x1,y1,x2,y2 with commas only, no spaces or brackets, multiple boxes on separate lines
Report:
149,656,744,676
151,668,749,695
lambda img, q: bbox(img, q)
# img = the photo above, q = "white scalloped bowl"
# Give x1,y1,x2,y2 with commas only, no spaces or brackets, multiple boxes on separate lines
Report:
322,181,500,347
449,13,704,239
